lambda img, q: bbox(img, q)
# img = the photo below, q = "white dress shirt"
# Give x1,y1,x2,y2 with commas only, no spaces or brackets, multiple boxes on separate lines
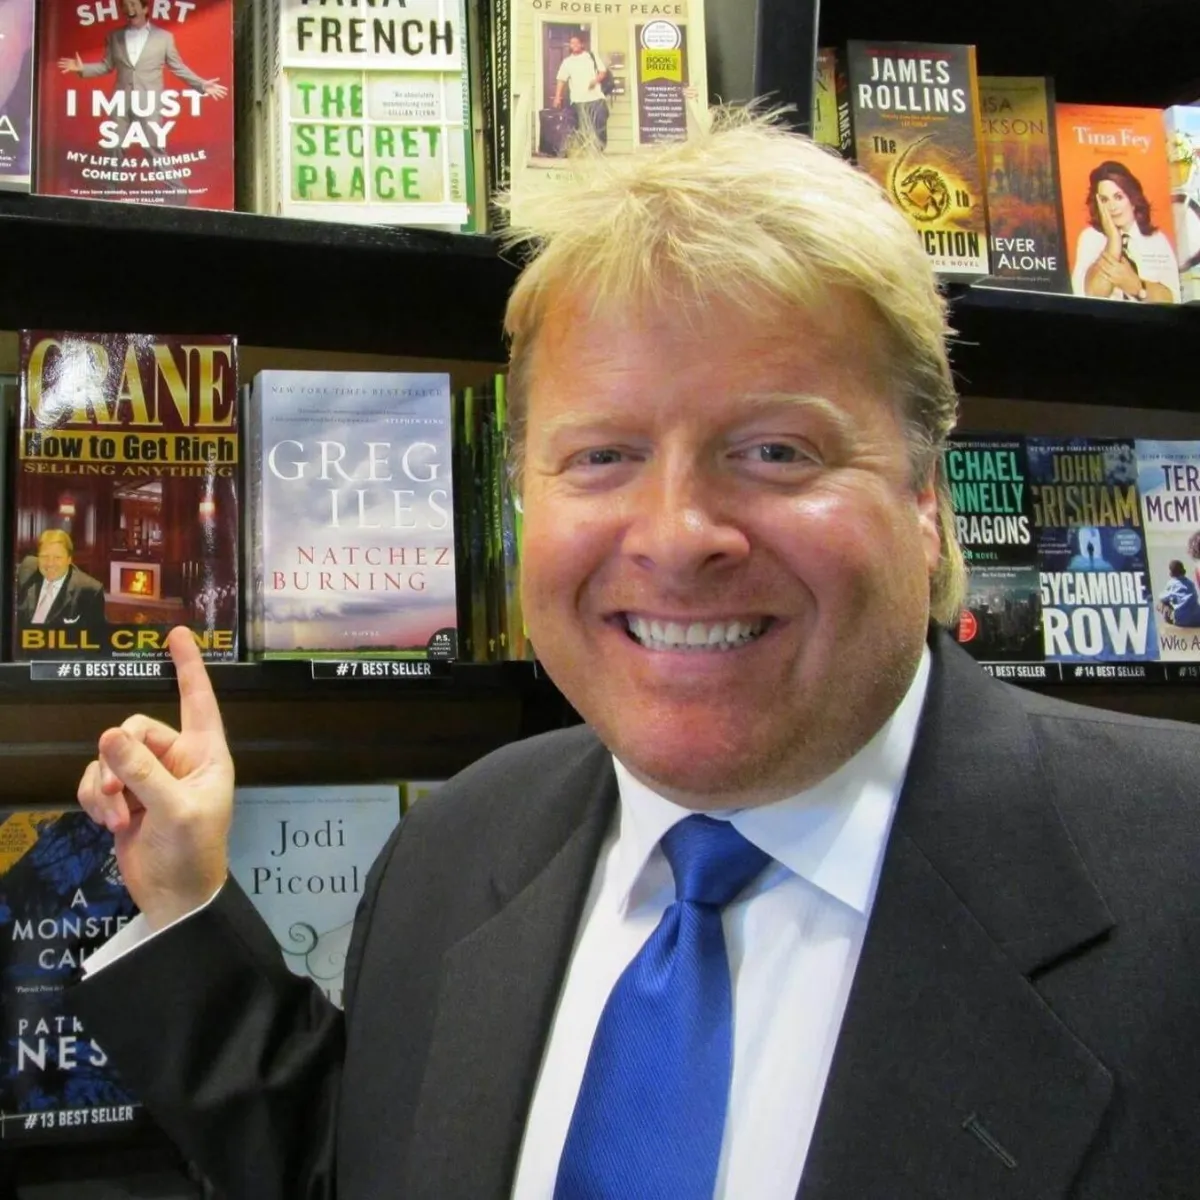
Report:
87,649,931,1198
512,647,930,1199
125,23,151,66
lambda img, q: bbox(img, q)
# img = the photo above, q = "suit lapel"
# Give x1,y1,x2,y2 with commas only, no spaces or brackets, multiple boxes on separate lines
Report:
402,738,616,1199
800,637,1114,1200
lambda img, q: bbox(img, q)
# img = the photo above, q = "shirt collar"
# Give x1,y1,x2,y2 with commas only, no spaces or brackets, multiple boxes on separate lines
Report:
610,645,931,915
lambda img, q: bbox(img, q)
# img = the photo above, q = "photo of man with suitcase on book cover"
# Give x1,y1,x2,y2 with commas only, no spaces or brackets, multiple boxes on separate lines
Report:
543,28,611,156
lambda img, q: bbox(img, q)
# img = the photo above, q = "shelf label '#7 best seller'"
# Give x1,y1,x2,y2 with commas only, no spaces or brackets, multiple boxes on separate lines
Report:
310,660,446,681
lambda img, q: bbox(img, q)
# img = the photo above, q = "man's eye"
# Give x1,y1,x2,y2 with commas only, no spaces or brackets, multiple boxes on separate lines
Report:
754,443,803,464
579,448,624,466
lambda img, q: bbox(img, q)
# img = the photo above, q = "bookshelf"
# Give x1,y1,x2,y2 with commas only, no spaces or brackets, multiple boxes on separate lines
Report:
3,0,1200,1191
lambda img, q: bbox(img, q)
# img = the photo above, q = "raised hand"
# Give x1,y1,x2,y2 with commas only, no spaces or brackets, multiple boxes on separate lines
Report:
77,626,235,931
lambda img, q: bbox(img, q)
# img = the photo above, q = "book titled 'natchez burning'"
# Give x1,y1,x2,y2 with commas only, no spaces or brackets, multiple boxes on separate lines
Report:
245,369,456,660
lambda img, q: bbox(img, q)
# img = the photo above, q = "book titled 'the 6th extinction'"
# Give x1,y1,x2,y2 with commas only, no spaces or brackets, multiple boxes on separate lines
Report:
12,330,240,663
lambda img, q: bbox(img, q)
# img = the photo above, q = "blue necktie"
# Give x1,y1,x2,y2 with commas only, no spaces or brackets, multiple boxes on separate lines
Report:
553,814,771,1200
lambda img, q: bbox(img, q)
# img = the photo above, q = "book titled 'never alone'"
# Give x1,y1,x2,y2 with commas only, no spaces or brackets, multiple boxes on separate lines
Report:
12,331,240,662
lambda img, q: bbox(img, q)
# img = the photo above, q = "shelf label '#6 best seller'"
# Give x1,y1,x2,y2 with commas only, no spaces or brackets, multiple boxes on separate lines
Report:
29,661,176,681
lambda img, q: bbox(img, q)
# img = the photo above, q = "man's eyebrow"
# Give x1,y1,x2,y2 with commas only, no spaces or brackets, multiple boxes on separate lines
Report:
739,393,856,441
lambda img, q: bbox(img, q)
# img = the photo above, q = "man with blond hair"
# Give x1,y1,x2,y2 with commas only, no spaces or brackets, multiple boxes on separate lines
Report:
16,527,107,642
75,107,1199,1199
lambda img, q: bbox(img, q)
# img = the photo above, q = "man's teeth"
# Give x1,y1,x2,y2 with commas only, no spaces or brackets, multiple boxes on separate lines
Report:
625,616,767,651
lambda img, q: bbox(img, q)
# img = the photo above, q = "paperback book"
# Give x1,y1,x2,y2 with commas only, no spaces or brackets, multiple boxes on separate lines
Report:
1055,103,1179,303
245,369,456,660
1029,436,1157,665
12,331,240,663
840,40,990,277
0,0,35,190
0,807,142,1143
1136,439,1200,661
35,0,235,207
504,0,710,225
227,784,402,1008
946,434,1043,663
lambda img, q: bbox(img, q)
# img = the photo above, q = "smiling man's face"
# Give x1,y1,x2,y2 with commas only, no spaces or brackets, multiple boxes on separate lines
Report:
518,291,940,809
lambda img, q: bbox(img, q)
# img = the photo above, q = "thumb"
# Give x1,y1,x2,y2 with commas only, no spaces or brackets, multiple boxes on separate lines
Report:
98,727,182,810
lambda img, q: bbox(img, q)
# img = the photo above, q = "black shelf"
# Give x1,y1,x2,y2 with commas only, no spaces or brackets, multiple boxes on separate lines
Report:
818,0,1200,107
0,658,552,701
946,283,1200,409
0,192,519,361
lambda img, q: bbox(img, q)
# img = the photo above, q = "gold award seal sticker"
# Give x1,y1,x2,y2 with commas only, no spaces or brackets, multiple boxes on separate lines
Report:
640,19,683,83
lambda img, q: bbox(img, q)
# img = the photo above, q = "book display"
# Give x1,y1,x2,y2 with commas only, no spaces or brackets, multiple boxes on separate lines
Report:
0,0,1198,1191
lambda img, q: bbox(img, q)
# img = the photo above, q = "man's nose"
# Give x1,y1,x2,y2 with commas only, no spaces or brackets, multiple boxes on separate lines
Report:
621,461,750,579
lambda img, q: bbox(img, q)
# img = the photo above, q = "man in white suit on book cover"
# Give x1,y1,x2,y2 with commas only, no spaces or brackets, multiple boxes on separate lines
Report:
58,0,227,158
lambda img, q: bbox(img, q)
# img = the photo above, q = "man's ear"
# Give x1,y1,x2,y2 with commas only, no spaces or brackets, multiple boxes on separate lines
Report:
915,474,942,576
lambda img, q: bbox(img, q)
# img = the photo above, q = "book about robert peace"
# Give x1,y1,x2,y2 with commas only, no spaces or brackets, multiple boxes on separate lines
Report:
245,370,456,660
35,0,234,207
12,331,239,663
0,807,143,1143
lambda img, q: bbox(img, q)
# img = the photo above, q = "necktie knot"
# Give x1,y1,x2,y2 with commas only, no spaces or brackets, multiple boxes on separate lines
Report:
661,814,771,909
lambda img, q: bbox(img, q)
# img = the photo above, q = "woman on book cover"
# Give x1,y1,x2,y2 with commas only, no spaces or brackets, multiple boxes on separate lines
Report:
1072,161,1181,302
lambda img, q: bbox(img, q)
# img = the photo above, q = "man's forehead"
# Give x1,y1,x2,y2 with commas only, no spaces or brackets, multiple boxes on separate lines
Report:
529,288,882,376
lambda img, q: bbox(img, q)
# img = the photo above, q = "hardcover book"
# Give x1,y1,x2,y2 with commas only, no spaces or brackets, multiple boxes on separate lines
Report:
227,784,402,1008
1164,105,1200,302
945,435,1043,663
12,331,240,663
1028,436,1157,664
1055,103,1179,303
841,40,990,277
978,77,1069,293
0,807,143,1143
0,0,35,191
34,0,235,208
504,0,710,225
1135,439,1200,661
245,369,457,660
252,0,477,230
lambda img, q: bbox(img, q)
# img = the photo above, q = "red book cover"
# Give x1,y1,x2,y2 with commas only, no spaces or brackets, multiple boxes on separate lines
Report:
12,331,239,663
35,0,234,208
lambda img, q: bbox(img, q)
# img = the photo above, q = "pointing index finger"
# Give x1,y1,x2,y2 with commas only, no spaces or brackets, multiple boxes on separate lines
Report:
167,626,223,734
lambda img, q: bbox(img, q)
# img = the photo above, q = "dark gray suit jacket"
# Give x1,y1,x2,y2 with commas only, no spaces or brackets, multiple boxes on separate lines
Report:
74,635,1200,1199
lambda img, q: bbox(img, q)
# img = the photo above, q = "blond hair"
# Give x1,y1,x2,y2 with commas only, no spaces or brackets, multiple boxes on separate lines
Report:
497,104,966,626
37,528,74,556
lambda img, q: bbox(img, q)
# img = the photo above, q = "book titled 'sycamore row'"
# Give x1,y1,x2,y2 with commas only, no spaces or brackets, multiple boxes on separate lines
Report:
12,331,239,663
35,0,234,207
838,40,990,278
0,807,142,1143
949,435,1191,672
244,369,456,660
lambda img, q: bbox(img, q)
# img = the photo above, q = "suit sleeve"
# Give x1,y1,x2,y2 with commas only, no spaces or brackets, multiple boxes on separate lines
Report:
78,32,116,78
163,32,211,92
70,819,407,1200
